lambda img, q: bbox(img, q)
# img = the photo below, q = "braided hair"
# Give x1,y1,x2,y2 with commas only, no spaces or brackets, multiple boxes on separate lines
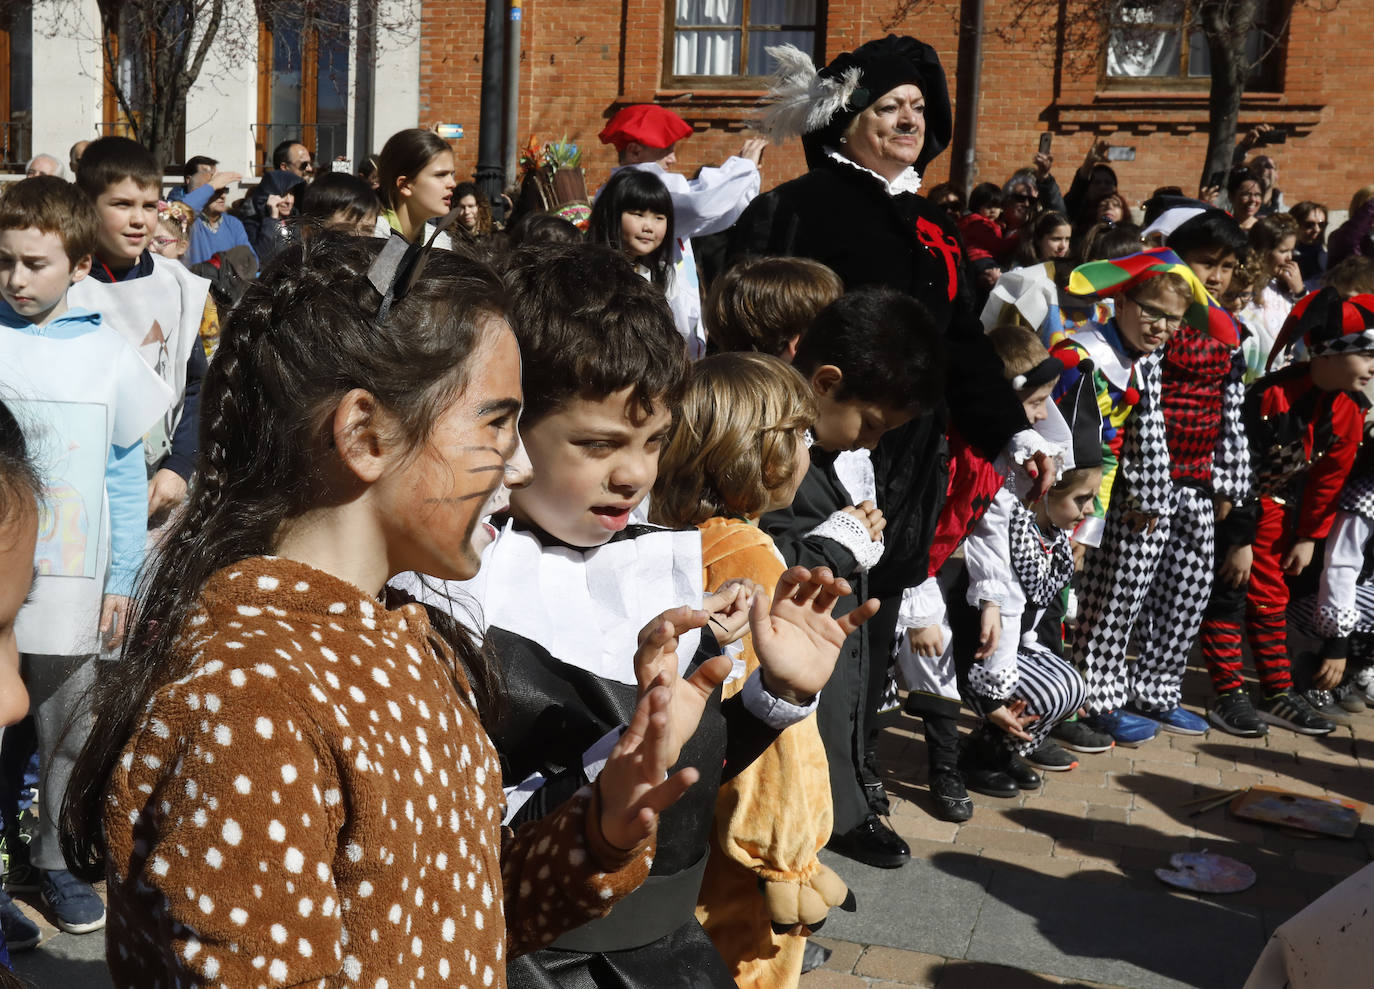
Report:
62,234,512,879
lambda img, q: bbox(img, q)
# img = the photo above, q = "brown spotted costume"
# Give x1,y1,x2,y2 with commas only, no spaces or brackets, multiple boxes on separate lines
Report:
103,556,654,989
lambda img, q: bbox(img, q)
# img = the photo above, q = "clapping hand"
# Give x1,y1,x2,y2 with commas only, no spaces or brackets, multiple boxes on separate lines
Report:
752,567,880,704
632,607,732,766
597,675,702,850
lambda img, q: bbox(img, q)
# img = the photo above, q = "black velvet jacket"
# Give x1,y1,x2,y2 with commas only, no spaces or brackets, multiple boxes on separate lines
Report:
729,157,1030,592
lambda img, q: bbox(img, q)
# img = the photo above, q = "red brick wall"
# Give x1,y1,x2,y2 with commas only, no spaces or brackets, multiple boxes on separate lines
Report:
418,0,1369,212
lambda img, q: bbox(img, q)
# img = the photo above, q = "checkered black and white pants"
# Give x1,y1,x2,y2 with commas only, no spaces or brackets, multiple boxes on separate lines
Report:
1070,485,1215,714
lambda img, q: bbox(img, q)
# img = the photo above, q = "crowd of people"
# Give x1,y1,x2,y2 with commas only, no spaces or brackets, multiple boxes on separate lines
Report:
0,28,1371,989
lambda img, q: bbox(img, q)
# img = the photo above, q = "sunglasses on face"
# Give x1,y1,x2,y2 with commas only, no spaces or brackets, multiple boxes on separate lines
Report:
1009,192,1036,204
1303,220,1328,229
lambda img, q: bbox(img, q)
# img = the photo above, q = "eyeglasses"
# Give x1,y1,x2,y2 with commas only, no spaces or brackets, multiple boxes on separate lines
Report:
1127,294,1185,330
1009,192,1036,204
1302,219,1328,230
940,199,962,215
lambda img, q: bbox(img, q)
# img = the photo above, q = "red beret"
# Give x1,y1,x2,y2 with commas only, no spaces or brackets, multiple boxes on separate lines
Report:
599,105,694,151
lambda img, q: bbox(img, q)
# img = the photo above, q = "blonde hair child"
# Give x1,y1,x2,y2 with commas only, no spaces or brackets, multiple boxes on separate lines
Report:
651,352,848,989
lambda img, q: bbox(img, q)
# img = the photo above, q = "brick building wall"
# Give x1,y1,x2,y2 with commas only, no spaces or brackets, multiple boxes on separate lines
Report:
418,0,1370,214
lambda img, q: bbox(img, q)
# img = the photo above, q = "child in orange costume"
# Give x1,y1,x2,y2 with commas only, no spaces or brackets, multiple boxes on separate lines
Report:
652,352,851,988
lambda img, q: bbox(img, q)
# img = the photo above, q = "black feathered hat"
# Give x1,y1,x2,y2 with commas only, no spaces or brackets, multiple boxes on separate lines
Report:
756,35,953,173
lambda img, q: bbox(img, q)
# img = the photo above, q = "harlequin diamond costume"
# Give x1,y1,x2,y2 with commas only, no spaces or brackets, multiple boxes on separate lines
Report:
1200,289,1374,724
1062,249,1248,730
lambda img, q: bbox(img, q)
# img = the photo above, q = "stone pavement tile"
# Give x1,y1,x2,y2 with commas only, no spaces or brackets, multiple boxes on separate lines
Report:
799,969,869,988
817,850,992,961
1121,743,1196,766
855,945,946,984
967,805,1029,832
1292,848,1373,877
1017,812,1094,842
977,850,1087,878
1085,804,1128,823
889,812,961,844
965,865,1266,989
935,961,1064,986
813,936,865,972
1052,768,1111,788
1041,782,1131,807
1126,807,1195,836
953,826,1054,857
1090,821,1184,851
1048,837,1125,866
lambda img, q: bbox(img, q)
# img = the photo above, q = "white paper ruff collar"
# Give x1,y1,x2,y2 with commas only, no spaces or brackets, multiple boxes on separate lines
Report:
826,148,922,196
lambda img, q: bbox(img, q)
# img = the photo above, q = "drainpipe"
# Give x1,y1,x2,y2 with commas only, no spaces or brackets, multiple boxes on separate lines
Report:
503,0,523,188
949,0,984,197
475,0,506,211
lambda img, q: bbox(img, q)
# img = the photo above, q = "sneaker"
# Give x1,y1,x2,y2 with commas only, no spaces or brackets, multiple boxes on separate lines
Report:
0,889,38,952
1130,703,1209,736
1356,666,1374,704
928,770,973,823
40,868,105,934
1023,738,1078,772
1303,688,1354,726
1085,708,1159,747
1334,680,1367,713
1051,718,1115,754
1259,690,1337,735
1,830,39,894
1209,689,1268,737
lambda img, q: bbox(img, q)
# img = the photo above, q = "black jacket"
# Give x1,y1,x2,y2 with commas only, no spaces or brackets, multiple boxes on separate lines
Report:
730,158,1028,592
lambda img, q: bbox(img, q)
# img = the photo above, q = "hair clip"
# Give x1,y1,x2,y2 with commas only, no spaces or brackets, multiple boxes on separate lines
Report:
367,207,467,322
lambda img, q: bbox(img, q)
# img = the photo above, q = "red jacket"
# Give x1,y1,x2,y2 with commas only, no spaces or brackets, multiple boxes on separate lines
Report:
957,212,1020,262
928,429,1005,577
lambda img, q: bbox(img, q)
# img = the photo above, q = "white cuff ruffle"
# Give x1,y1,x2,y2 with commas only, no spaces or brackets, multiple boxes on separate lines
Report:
806,510,885,572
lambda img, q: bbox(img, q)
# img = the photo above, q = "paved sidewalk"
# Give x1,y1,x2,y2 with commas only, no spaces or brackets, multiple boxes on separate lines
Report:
10,663,1371,987
801,661,1374,988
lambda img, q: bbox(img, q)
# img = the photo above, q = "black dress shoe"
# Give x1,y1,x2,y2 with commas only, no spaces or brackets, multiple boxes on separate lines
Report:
1004,758,1042,790
929,769,973,823
960,765,1020,798
801,939,832,974
826,814,910,869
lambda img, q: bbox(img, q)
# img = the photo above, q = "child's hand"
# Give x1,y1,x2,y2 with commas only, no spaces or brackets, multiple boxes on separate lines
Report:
1214,497,1233,521
752,567,880,704
1314,656,1347,690
906,624,944,657
597,675,700,851
100,594,132,649
987,699,1039,743
148,468,188,525
1221,544,1253,586
1281,538,1315,576
1072,541,1088,571
1022,450,1055,500
841,502,885,541
1121,510,1158,535
631,609,732,765
702,579,759,646
975,603,1001,660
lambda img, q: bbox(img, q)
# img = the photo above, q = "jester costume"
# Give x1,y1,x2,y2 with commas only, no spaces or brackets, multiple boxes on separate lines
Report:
1061,249,1250,719
1200,290,1374,702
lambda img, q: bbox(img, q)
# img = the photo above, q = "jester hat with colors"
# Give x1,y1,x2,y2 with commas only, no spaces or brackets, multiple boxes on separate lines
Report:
1267,287,1374,369
1068,246,1240,347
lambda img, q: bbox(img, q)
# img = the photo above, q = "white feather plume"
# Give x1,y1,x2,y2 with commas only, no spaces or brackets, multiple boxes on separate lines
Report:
754,44,861,144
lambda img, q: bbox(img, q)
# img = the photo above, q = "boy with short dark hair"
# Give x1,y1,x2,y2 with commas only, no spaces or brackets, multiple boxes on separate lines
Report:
0,175,170,939
762,287,944,865
68,136,211,525
407,243,874,988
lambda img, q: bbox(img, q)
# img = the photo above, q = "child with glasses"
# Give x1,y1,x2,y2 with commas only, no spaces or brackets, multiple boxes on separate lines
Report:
1050,249,1206,748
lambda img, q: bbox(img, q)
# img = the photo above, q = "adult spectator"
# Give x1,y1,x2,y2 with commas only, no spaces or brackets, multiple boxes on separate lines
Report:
1328,185,1374,268
924,181,964,223
1000,169,1042,244
271,138,314,179
732,33,1052,868
24,153,64,179
452,181,494,240
167,155,243,217
1290,201,1329,284
1250,154,1283,215
186,183,256,267
243,170,304,262
1228,167,1264,231
68,140,89,175
1065,140,1118,234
